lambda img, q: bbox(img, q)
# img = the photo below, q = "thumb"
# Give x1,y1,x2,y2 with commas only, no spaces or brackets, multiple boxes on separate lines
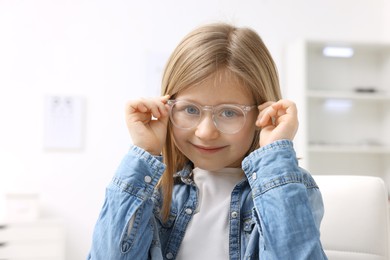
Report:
159,104,170,126
159,112,170,127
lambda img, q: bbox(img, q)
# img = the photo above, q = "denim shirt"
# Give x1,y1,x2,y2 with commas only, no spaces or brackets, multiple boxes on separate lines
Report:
88,140,328,260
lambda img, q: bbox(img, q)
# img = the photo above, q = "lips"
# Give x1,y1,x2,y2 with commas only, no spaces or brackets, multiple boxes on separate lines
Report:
191,143,227,153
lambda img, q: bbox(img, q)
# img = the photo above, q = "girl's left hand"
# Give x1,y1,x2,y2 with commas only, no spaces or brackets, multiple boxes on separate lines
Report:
256,99,299,147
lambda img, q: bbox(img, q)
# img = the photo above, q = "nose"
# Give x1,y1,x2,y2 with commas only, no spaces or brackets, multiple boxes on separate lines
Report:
194,114,220,140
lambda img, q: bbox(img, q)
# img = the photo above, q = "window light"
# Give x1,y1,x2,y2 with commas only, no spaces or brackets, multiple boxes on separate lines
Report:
324,99,353,112
322,46,354,58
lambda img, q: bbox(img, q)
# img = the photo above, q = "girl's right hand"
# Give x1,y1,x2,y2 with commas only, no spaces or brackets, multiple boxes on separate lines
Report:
125,95,170,155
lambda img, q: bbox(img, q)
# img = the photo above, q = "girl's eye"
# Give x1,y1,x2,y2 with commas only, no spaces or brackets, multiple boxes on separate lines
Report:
184,105,200,115
219,108,242,118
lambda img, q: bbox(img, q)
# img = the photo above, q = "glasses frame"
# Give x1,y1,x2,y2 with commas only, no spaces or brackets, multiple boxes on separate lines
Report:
167,99,257,134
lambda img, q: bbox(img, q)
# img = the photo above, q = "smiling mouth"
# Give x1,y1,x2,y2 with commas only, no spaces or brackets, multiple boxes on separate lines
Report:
192,144,227,153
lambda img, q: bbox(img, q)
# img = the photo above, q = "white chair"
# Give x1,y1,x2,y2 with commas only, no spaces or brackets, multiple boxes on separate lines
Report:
313,175,390,260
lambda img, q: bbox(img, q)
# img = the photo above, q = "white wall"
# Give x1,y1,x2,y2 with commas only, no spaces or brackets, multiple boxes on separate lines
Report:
0,1,387,259
385,0,390,41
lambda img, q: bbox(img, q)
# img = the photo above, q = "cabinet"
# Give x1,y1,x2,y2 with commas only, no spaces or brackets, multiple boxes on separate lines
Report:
285,40,390,191
0,219,65,260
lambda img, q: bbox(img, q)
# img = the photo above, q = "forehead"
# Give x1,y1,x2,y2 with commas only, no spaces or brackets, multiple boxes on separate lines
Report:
175,71,254,105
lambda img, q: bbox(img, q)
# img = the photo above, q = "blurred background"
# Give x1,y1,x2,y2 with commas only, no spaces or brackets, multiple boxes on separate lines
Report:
1,0,389,259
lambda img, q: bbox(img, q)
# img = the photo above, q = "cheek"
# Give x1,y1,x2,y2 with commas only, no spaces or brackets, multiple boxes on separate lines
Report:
171,127,188,150
238,120,257,149
243,115,257,135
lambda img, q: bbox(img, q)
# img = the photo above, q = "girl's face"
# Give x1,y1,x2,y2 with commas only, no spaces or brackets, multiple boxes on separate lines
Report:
171,73,258,171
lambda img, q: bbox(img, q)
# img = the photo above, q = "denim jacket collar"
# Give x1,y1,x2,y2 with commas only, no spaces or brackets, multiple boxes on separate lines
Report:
175,162,194,185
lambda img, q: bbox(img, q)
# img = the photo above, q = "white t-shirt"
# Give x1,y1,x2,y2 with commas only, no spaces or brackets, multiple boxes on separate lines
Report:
176,167,245,260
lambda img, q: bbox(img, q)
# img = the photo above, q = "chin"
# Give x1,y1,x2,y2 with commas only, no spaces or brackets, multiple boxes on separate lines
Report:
192,161,217,171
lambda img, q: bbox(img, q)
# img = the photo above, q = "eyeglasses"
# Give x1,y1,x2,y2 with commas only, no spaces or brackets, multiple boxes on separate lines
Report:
167,100,256,134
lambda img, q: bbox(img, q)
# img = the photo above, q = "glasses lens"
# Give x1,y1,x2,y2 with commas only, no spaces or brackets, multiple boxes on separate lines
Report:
214,105,246,134
170,101,201,129
169,101,248,134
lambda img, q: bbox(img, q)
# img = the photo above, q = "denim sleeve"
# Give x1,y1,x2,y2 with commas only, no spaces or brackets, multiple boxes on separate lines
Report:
87,146,166,260
242,140,328,260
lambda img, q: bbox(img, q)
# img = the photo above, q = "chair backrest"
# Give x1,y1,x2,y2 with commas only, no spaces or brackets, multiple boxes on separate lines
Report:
313,175,390,260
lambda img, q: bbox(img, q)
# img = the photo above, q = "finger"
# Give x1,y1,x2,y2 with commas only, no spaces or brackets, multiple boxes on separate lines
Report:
269,100,299,130
155,95,170,117
258,100,298,125
127,96,169,118
256,101,274,126
126,99,149,113
150,95,172,118
136,102,149,113
126,102,151,124
257,101,274,111
271,100,297,116
157,108,170,126
257,105,278,127
160,94,170,102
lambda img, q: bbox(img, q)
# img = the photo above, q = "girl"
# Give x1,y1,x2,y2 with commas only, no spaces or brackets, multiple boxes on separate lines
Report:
88,23,327,259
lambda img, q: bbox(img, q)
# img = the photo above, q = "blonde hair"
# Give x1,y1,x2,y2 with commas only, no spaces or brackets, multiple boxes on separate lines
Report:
158,23,282,221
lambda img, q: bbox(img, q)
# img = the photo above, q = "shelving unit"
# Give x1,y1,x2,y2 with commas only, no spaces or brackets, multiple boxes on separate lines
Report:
285,40,390,191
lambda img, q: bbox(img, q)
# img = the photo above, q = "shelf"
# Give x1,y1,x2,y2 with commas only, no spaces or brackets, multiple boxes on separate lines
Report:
307,90,390,101
285,39,390,185
308,144,390,154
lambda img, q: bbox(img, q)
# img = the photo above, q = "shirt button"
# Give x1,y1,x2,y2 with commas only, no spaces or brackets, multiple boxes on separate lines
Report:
166,252,174,259
144,175,152,183
231,211,238,218
185,208,193,215
252,172,257,180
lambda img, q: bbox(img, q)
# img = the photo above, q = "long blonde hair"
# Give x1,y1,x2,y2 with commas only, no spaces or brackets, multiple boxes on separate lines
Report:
158,23,282,221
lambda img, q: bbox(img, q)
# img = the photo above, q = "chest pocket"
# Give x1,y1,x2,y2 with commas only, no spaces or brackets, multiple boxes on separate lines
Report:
151,189,177,230
154,207,177,228
242,217,260,259
243,217,255,233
